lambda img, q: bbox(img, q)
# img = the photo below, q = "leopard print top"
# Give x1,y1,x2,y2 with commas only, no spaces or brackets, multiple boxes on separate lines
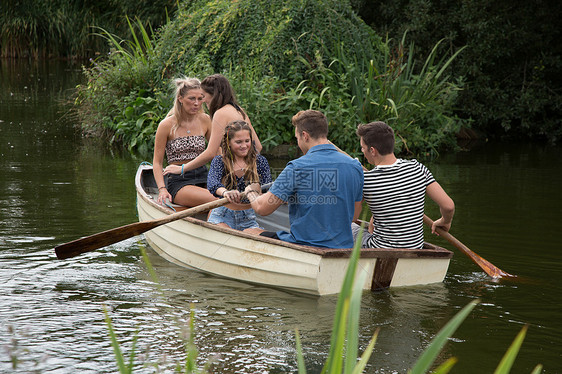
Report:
165,135,206,163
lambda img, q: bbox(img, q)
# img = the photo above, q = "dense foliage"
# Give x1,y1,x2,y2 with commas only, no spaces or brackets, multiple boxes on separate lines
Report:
0,0,177,58
356,0,562,144
155,0,378,82
3,0,560,148
74,0,466,158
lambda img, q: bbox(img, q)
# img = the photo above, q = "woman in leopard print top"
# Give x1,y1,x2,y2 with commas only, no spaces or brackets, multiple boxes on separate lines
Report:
152,77,216,207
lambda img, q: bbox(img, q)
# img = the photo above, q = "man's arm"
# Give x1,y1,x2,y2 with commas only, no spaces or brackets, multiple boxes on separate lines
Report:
353,200,363,222
426,181,455,234
245,188,284,216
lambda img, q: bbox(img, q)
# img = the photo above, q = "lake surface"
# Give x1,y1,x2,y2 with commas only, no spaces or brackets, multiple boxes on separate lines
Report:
1,59,561,373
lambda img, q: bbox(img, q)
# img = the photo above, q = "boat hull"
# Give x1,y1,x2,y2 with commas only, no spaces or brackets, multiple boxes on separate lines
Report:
135,165,452,295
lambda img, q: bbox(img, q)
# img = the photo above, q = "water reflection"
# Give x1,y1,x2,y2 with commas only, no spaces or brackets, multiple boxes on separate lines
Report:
136,246,324,372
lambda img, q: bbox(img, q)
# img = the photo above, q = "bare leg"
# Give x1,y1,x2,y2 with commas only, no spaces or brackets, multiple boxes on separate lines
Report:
173,185,216,207
215,222,232,229
243,227,265,235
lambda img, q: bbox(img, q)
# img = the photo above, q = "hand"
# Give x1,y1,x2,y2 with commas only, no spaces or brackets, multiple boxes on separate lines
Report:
431,217,452,235
244,184,260,201
157,188,172,205
223,189,242,203
163,164,182,175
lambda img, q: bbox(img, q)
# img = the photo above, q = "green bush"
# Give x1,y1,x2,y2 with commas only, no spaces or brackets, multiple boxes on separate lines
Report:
358,0,562,144
74,0,468,158
75,17,164,142
276,33,468,157
154,0,378,81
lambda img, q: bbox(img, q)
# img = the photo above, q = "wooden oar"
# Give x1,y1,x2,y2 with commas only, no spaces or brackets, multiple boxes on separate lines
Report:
55,183,271,260
423,214,516,279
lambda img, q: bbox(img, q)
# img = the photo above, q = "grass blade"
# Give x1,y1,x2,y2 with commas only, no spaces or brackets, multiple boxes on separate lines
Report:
493,325,529,374
351,328,379,374
344,265,368,372
432,357,458,374
103,305,129,374
322,229,364,373
295,329,307,373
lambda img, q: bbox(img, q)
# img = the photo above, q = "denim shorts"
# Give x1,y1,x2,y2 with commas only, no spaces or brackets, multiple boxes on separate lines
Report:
207,206,262,231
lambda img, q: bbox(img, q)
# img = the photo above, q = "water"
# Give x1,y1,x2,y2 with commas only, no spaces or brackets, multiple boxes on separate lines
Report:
1,59,561,373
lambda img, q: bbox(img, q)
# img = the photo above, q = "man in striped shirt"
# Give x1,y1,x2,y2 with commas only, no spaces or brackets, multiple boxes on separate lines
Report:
352,121,455,249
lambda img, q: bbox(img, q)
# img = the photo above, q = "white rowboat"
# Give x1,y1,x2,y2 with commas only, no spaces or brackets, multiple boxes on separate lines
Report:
136,164,453,295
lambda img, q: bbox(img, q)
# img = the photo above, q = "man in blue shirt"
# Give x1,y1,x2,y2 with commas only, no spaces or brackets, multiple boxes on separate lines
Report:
245,110,364,248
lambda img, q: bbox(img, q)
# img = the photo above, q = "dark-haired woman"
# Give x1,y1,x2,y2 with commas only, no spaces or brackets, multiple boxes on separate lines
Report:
206,120,271,233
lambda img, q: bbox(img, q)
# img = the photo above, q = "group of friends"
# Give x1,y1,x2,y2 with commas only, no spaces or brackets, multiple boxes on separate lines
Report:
153,74,455,250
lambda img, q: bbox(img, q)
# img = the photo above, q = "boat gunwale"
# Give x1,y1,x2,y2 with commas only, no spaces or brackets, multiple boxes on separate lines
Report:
135,165,453,260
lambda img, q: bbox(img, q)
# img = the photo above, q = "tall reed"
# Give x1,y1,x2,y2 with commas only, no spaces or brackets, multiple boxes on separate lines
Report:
288,32,468,157
75,16,167,154
0,1,175,58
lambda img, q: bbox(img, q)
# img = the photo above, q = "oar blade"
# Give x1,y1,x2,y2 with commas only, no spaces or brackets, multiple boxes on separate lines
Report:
471,255,516,279
54,195,229,260
54,220,159,260
423,214,516,279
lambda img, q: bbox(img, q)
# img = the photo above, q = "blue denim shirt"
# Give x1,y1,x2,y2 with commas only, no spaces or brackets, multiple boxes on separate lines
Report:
269,143,363,248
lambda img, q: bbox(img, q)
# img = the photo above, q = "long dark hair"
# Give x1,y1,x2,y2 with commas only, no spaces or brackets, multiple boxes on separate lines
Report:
201,74,246,120
220,120,258,190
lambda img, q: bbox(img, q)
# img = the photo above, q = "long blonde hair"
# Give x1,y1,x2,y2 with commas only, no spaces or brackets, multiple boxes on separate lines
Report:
168,77,201,136
220,120,259,190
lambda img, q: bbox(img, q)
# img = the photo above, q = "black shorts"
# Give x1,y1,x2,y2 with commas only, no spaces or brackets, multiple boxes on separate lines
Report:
259,231,279,240
165,165,208,200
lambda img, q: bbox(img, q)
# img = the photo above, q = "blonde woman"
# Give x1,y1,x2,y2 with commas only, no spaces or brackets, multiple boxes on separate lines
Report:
153,77,216,207
206,120,271,233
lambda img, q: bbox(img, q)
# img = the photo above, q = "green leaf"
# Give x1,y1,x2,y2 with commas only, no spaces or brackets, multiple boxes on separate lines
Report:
351,328,379,374
530,364,544,374
493,325,529,374
124,106,134,119
295,329,307,374
103,305,129,374
322,226,364,373
344,261,368,372
432,357,458,374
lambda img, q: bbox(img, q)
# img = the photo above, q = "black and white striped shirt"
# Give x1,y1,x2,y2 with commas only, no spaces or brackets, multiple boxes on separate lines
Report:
363,159,435,249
